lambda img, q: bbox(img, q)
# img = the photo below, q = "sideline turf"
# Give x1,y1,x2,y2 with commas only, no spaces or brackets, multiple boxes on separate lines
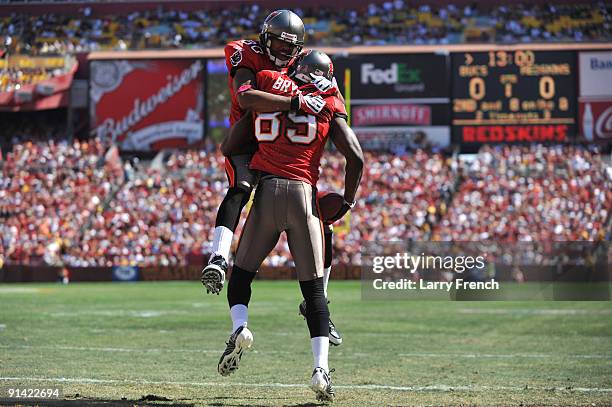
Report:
0,281,610,406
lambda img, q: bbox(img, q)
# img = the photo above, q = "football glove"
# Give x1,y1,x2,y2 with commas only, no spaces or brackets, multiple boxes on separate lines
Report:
310,74,338,95
292,92,325,115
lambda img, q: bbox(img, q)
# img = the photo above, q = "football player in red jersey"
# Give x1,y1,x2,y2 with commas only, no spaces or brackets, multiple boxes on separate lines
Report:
201,10,305,295
202,10,345,346
202,10,326,293
216,51,363,402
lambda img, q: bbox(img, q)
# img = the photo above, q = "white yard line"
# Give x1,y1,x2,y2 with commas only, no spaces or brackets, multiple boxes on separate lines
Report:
48,310,191,318
0,376,610,393
0,287,43,294
0,344,220,354
0,344,289,355
1,344,610,360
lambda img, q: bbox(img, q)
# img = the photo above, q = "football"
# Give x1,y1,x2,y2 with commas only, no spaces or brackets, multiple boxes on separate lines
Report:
317,191,345,223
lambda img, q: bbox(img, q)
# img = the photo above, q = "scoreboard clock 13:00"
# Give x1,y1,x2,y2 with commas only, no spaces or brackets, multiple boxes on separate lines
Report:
452,50,576,146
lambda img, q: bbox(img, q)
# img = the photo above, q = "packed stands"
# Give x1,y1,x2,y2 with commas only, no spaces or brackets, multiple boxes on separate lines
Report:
74,149,225,267
0,138,120,266
1,67,47,92
317,150,456,264
434,145,611,242
1,2,610,55
2,140,608,267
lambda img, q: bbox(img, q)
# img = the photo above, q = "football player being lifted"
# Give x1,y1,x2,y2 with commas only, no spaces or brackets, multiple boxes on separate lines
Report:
216,50,363,402
201,10,345,346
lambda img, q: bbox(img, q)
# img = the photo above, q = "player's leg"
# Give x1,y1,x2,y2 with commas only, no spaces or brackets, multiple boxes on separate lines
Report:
298,217,343,345
216,263,256,377
217,179,281,376
299,277,334,402
201,154,257,295
286,181,334,402
322,224,333,298
322,225,342,346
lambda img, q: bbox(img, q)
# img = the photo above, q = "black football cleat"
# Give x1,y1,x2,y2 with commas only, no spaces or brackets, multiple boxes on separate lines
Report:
299,300,343,346
201,254,227,295
217,323,253,376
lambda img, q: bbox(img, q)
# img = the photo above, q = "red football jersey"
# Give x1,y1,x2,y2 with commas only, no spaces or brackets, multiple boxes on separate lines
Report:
224,39,277,125
249,70,347,186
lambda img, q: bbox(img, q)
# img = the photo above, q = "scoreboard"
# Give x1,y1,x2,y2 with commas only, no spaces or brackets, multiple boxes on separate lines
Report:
452,51,576,146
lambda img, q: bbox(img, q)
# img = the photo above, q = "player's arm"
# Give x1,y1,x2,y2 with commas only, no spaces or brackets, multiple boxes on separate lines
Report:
329,117,363,204
221,111,253,156
232,68,256,92
231,68,289,112
236,84,292,113
336,87,345,105
238,86,325,115
216,67,258,157
237,86,293,112
235,73,324,114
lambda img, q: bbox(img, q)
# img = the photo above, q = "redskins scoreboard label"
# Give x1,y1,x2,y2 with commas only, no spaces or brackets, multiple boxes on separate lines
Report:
451,51,577,150
90,59,204,151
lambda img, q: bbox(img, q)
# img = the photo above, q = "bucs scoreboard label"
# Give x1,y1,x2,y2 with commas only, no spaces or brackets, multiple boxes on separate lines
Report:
451,51,577,148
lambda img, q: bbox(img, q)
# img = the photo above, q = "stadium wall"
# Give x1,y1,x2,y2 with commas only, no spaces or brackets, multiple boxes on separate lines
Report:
2,264,608,283
0,265,362,283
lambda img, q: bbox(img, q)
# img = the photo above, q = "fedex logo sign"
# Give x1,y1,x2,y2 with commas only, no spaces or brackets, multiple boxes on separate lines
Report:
361,63,421,85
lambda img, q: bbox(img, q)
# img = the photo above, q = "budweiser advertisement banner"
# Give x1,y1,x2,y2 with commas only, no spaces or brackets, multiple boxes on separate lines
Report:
90,59,204,151
579,52,612,143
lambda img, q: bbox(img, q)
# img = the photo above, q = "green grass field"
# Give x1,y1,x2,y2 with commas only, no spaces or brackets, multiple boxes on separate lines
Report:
0,281,611,406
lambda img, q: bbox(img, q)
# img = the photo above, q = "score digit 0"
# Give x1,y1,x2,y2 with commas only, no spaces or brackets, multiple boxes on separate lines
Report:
539,76,555,99
469,77,485,100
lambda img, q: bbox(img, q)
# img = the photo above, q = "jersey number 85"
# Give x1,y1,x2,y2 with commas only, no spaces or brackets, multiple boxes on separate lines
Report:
254,112,317,145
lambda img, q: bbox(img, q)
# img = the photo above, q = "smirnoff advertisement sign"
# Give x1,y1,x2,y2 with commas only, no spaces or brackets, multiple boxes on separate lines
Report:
90,59,204,151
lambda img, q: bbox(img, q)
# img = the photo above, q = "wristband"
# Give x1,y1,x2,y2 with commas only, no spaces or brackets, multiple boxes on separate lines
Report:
237,83,253,94
290,94,301,112
344,199,356,209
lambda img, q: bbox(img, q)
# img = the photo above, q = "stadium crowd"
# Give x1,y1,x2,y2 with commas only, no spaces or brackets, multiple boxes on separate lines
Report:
0,138,119,265
1,67,47,92
1,2,610,54
317,150,455,264
2,139,609,268
72,150,226,267
433,145,611,242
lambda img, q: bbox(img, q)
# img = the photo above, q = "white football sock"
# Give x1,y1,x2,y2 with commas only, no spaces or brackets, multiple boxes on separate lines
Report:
211,226,233,262
311,336,329,372
322,266,331,299
230,304,248,333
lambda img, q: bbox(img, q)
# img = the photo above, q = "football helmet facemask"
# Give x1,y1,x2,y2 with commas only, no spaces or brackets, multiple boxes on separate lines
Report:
260,9,305,68
288,50,334,87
